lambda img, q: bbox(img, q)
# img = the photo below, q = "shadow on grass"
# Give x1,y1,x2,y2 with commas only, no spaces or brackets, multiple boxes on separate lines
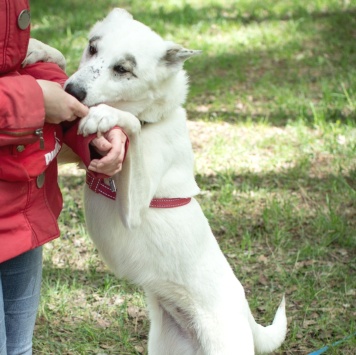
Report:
195,161,356,250
186,6,356,125
195,164,356,193
187,108,356,126
41,260,138,295
133,2,356,26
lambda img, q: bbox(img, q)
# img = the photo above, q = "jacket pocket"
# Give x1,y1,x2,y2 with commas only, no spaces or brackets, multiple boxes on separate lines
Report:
0,128,44,149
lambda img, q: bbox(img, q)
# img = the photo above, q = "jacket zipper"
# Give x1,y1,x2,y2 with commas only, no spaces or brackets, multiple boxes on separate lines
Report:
0,128,44,149
34,128,44,149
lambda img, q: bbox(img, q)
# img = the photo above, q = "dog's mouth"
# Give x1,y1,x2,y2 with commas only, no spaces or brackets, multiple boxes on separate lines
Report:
64,80,147,121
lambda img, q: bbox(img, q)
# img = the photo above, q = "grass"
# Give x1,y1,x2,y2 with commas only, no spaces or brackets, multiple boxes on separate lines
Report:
29,0,356,354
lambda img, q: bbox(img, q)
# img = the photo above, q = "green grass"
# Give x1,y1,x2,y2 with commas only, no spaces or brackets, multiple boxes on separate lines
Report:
30,0,356,354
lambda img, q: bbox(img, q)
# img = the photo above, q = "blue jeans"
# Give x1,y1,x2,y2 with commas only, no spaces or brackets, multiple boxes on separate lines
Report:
0,247,43,355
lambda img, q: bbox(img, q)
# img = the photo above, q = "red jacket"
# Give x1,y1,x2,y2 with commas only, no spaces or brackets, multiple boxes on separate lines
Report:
0,0,93,262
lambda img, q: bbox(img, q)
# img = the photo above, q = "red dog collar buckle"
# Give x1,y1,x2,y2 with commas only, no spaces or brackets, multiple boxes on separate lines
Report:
86,172,116,200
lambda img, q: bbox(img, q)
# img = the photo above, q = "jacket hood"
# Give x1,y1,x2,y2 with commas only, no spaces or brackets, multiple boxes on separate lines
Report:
0,0,31,74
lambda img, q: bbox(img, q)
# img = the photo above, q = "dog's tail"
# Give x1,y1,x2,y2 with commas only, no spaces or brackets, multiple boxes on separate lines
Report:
249,296,287,354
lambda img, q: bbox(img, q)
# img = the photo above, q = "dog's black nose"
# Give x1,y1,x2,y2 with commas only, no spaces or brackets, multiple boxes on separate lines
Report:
65,83,87,102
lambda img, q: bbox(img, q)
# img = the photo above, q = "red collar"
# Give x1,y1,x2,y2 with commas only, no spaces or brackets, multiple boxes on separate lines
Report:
86,172,191,208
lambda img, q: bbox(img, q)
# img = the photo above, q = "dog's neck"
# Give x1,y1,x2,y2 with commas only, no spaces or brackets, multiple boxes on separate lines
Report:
111,70,188,124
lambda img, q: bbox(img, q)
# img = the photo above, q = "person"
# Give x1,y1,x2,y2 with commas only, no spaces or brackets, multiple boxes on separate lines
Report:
0,1,128,354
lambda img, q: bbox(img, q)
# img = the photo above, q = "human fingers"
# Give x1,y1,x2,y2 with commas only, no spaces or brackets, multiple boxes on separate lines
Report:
87,128,127,175
91,136,112,154
99,129,127,166
88,149,123,175
37,80,89,123
89,138,126,175
102,128,126,156
71,95,89,118
88,158,122,176
105,128,127,146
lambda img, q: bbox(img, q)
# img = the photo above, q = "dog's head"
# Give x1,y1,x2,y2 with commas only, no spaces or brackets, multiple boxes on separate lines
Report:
65,8,201,122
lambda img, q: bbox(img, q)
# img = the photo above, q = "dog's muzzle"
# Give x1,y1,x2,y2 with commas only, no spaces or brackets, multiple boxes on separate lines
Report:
65,83,87,102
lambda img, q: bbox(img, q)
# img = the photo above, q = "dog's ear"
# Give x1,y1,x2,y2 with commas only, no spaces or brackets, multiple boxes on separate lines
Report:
162,42,202,68
108,8,133,21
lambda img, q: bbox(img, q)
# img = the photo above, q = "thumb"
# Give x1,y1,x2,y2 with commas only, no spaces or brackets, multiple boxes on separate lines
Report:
73,101,89,118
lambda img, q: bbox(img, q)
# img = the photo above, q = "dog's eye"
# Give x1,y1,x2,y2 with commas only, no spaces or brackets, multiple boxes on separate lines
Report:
113,65,128,74
89,45,97,56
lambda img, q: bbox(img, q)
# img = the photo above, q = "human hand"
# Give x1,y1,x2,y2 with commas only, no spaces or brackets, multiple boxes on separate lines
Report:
37,80,89,124
88,128,127,176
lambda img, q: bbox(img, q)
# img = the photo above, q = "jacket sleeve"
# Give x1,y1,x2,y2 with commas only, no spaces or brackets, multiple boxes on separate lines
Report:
18,61,67,86
0,62,67,143
0,72,45,132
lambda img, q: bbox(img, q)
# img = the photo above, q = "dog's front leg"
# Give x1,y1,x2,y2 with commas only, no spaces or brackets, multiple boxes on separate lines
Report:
78,104,141,137
79,104,147,228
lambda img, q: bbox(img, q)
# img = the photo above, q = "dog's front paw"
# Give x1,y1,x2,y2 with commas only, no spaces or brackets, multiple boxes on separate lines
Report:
78,106,107,137
78,104,141,137
124,114,141,135
78,104,124,136
22,38,66,70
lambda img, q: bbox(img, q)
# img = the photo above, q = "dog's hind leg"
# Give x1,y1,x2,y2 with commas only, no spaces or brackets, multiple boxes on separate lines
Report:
194,307,255,355
146,292,200,355
199,318,254,355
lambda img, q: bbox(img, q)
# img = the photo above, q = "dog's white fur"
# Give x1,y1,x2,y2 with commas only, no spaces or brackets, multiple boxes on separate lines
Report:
23,38,66,70
28,8,287,354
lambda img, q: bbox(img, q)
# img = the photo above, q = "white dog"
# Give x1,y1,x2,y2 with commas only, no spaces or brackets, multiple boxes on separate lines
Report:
27,8,287,354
